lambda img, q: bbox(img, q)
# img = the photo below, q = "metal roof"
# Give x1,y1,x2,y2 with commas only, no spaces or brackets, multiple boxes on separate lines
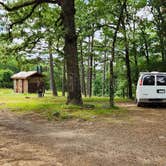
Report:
11,71,42,79
139,72,166,75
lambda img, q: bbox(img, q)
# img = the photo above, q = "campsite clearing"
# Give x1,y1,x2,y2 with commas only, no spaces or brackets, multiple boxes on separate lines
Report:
0,98,165,166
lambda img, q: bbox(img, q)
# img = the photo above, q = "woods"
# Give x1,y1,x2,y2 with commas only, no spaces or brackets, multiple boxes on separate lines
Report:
0,1,165,165
0,0,165,106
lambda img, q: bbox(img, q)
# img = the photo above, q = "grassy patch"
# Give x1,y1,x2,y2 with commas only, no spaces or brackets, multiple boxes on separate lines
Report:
0,89,130,121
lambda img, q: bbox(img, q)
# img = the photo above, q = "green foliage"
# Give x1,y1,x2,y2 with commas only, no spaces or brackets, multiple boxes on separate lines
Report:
0,0,165,101
135,0,147,9
0,69,13,88
93,73,102,96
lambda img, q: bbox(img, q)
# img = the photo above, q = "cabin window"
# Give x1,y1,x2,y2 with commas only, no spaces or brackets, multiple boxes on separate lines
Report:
143,75,155,86
157,75,166,86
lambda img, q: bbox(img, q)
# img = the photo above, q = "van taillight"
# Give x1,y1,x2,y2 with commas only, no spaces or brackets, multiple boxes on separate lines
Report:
140,79,143,86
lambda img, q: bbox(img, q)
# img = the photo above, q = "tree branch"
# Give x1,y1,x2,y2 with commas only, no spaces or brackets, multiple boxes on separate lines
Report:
10,3,39,29
0,0,62,39
0,0,61,11
0,0,37,11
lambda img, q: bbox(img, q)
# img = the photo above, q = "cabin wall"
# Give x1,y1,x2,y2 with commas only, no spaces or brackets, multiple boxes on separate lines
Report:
13,79,27,93
24,80,28,93
28,76,43,93
13,76,44,93
13,80,17,93
18,79,23,93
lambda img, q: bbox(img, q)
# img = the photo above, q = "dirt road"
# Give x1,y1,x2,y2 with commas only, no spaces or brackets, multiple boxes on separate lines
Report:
0,103,166,166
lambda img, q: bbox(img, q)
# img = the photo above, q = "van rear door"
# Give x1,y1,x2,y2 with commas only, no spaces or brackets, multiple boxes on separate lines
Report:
140,74,156,99
156,75,166,99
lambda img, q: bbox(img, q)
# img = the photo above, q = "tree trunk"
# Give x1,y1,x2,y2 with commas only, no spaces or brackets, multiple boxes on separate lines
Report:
102,50,106,96
122,18,133,99
140,23,150,65
62,58,66,96
87,36,93,98
133,16,139,85
80,40,86,97
133,43,139,83
156,7,166,61
143,32,149,67
109,0,126,107
110,59,114,107
61,0,82,105
48,40,58,96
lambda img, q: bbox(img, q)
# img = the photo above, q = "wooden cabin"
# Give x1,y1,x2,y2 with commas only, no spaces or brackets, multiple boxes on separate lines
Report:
11,71,44,93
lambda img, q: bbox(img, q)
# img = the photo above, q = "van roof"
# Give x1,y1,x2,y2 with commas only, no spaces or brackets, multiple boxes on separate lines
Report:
140,72,166,75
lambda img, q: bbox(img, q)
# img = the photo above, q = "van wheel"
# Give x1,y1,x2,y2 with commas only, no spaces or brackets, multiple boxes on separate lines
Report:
137,101,143,107
137,102,141,107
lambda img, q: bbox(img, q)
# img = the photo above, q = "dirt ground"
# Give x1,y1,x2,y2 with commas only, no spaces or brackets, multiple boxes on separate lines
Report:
0,103,166,166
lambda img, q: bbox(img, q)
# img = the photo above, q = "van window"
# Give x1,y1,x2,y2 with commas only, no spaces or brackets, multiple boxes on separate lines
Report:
157,75,166,86
143,75,155,86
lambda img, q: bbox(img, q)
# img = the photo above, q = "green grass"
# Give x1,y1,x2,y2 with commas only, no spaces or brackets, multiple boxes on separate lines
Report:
0,89,130,121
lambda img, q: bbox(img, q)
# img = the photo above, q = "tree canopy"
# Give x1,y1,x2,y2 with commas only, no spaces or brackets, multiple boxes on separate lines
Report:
0,0,165,106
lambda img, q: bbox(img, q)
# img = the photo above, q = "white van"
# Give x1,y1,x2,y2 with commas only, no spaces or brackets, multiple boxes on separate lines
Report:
136,72,166,106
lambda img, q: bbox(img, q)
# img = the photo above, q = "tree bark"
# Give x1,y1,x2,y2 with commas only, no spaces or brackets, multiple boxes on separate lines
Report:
102,50,106,96
62,58,66,96
87,35,93,98
133,43,139,84
151,5,165,61
132,4,139,85
80,40,86,97
141,27,150,65
48,40,58,96
109,0,126,107
121,18,133,99
156,6,166,61
61,0,82,105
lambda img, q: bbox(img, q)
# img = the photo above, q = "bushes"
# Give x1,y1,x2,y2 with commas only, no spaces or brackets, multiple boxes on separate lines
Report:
0,69,13,88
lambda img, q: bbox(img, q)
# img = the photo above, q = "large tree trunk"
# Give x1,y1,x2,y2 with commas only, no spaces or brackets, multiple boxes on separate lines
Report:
61,0,82,105
48,40,58,96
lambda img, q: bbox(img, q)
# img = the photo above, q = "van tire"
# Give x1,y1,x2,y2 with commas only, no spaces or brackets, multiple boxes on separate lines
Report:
137,101,143,107
137,102,141,107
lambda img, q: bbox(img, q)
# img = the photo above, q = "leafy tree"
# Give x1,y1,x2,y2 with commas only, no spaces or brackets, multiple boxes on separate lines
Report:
0,69,13,88
0,0,82,105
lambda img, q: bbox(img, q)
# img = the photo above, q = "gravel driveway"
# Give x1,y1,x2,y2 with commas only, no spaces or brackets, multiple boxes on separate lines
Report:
0,103,166,166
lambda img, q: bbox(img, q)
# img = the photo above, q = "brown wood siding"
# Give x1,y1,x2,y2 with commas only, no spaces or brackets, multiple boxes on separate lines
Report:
24,80,28,93
16,80,19,93
28,76,44,93
22,80,24,93
13,75,44,94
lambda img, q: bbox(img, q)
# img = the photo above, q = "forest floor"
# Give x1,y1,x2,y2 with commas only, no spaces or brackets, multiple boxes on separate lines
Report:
0,102,166,166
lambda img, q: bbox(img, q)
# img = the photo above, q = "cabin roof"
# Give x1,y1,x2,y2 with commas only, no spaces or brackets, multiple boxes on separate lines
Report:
11,71,43,79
